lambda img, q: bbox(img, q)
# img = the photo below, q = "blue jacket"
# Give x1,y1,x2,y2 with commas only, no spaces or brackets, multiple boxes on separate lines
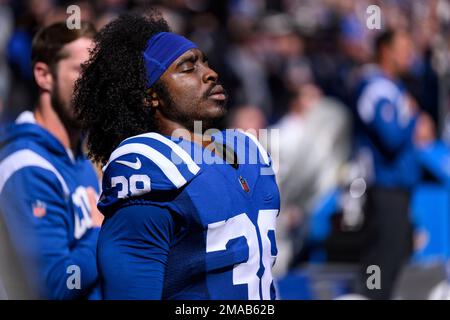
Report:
355,67,421,188
0,111,100,299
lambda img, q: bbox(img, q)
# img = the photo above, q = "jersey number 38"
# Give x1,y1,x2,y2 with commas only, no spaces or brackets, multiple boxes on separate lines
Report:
206,210,278,300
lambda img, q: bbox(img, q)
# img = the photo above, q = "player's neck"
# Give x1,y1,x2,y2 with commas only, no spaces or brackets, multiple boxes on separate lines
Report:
156,117,238,167
157,117,214,149
34,94,80,154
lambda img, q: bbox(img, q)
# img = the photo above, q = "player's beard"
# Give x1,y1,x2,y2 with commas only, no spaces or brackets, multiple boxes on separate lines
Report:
158,84,228,133
51,80,81,131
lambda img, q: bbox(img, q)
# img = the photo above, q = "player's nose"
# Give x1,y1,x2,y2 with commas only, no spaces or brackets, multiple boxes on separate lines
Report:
202,65,219,84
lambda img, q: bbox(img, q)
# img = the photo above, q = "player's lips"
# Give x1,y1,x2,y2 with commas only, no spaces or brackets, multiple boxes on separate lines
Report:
208,85,226,101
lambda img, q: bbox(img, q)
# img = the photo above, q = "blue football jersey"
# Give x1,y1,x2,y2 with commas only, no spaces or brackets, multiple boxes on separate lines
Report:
98,130,280,299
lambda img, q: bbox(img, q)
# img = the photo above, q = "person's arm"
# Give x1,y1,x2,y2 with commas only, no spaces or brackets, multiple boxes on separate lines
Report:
0,167,99,299
98,203,174,300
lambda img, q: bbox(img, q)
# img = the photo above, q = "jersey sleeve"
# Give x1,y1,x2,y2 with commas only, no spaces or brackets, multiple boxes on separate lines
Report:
0,167,99,300
99,133,201,214
97,203,174,299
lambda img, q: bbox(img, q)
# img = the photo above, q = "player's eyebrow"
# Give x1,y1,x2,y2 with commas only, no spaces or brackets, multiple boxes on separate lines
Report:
176,52,197,67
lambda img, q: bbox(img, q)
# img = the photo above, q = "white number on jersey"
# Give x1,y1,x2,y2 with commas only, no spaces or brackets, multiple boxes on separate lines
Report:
206,209,278,300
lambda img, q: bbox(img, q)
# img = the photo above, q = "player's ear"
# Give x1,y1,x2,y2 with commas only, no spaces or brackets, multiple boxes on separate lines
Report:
33,62,53,92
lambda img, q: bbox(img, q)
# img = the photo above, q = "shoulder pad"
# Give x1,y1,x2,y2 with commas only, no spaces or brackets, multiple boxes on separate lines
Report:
232,129,272,168
101,133,201,201
209,129,274,176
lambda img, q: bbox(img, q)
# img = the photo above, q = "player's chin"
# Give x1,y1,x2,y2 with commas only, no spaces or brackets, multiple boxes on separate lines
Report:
198,102,227,128
205,98,227,115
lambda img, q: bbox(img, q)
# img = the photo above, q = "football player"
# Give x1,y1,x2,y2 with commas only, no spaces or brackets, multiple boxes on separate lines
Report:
74,12,280,300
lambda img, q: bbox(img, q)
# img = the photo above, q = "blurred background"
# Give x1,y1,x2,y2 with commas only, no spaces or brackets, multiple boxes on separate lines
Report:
1,0,450,299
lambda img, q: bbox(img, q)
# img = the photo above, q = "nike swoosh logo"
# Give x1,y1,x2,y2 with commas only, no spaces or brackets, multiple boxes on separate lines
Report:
116,157,142,170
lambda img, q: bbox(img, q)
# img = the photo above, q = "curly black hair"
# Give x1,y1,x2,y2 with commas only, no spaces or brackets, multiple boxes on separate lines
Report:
73,12,171,165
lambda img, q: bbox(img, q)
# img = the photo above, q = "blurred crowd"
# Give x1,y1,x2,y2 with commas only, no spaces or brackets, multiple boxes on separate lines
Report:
1,0,447,123
1,0,450,299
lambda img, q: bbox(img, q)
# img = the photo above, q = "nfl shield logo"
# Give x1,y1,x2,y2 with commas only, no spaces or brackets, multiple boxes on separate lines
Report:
32,200,47,218
239,176,250,193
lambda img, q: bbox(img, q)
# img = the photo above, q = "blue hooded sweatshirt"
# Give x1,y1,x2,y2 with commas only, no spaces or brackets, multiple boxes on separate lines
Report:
0,111,100,299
